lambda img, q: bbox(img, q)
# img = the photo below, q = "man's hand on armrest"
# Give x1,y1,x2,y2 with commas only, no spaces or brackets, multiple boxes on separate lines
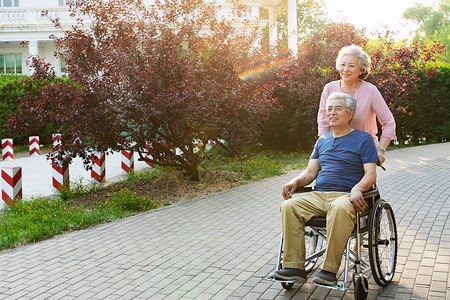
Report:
350,190,366,214
350,162,377,214
282,181,297,200
281,159,320,200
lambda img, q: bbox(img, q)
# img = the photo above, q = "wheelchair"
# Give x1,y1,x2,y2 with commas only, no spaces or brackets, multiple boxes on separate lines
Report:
267,185,398,300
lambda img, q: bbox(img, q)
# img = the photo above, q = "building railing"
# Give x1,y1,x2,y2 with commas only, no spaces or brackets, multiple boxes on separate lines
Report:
0,7,75,28
0,4,261,31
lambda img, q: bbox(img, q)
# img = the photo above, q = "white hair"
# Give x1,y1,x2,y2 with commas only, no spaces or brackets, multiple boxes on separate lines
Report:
336,45,372,79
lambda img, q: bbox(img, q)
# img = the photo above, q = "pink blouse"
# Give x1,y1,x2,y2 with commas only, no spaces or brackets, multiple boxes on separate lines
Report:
317,80,397,145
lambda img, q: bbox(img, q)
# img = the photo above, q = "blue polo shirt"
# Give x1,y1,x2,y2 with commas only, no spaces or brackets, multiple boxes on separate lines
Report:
311,130,377,193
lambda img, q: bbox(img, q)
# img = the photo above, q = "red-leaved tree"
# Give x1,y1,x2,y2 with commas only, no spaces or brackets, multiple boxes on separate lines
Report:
365,37,446,143
259,22,445,150
260,22,368,150
366,37,445,114
7,0,278,180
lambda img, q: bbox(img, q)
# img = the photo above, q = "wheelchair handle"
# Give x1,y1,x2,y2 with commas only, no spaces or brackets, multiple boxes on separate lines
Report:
377,160,386,171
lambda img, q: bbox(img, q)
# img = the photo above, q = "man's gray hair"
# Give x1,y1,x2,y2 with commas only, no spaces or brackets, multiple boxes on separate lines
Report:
327,92,357,122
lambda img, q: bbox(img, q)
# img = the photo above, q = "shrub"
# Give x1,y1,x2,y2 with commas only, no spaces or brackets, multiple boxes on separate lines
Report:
0,74,57,145
107,188,158,212
394,66,450,144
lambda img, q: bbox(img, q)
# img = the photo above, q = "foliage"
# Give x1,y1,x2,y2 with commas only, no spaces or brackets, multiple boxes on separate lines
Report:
57,178,103,201
1,197,95,249
259,21,445,150
124,165,170,182
394,66,450,143
0,193,157,250
366,38,445,117
105,188,158,212
6,0,278,181
0,75,56,145
276,0,327,43
236,151,308,180
200,144,309,181
403,0,449,62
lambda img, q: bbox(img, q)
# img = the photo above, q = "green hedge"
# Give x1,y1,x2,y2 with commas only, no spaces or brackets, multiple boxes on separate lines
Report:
260,66,450,150
395,66,450,144
0,75,55,145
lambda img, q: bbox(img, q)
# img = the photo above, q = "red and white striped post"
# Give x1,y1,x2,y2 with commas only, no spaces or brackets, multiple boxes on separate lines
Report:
2,138,13,160
29,136,40,156
52,134,69,191
145,143,154,168
52,133,62,152
52,161,69,192
121,150,135,174
1,166,22,207
91,151,106,184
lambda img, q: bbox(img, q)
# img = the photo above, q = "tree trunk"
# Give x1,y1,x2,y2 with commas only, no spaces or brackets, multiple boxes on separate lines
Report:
184,162,200,181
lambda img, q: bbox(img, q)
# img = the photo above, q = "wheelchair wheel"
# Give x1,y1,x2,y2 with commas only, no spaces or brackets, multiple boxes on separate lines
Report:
305,229,323,272
368,200,398,286
354,276,368,300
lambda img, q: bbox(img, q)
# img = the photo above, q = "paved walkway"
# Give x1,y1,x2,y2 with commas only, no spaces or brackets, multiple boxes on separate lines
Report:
0,143,449,299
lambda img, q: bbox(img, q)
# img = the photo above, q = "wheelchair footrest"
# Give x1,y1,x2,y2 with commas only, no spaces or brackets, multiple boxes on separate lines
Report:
313,282,348,291
266,273,296,284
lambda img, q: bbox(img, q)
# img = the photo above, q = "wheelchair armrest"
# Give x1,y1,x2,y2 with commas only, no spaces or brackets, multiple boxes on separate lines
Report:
294,185,379,201
362,189,379,198
362,185,380,208
295,185,377,195
295,186,314,193
362,184,379,198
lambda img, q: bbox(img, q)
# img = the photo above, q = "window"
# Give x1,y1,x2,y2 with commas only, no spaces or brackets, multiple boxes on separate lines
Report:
0,54,22,74
60,57,68,77
246,7,252,18
1,0,19,7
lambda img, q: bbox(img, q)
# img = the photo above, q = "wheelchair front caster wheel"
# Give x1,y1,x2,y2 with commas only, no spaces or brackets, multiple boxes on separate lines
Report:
281,282,294,290
354,276,368,300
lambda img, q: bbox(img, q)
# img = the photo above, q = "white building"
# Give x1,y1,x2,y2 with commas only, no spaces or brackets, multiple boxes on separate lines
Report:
0,0,267,77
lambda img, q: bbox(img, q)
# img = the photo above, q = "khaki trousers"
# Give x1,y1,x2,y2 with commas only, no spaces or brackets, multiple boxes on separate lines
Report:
280,191,356,273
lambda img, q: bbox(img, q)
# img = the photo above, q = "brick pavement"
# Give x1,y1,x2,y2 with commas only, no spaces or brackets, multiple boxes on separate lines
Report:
0,142,448,299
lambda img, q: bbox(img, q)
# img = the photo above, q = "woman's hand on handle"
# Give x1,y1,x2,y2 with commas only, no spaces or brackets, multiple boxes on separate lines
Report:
377,137,392,168
377,148,386,168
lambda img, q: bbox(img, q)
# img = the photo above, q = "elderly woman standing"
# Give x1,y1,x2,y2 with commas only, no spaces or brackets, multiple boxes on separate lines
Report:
317,45,396,166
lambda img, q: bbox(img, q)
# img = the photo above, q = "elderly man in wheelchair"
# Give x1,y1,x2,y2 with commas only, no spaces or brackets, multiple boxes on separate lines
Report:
269,92,397,298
